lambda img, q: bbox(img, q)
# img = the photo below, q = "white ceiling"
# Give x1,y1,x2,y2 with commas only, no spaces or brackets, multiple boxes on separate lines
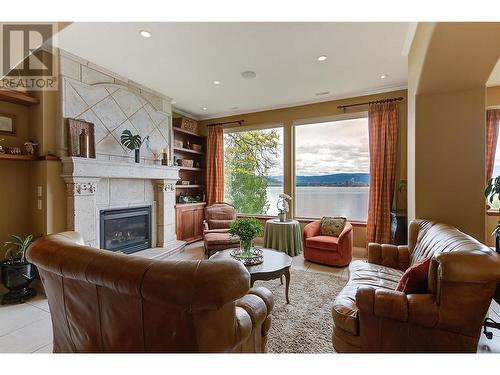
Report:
54,22,411,120
487,58,500,87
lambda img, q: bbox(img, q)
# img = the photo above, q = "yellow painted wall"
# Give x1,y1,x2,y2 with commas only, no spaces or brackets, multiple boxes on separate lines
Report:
408,22,500,242
0,102,33,252
200,89,408,247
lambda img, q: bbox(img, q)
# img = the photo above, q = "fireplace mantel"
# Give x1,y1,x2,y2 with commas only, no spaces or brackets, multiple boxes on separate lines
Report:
61,157,180,181
61,156,183,254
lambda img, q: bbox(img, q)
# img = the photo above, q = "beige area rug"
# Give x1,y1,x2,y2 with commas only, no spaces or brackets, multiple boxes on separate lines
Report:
254,269,347,353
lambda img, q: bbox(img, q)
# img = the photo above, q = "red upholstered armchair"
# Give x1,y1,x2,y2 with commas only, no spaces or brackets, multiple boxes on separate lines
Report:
303,220,353,266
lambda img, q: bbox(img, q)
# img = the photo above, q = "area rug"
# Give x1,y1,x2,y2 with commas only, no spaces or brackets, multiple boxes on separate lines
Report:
254,269,347,353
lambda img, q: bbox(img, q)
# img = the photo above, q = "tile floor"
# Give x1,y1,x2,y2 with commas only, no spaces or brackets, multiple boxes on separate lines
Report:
0,242,499,353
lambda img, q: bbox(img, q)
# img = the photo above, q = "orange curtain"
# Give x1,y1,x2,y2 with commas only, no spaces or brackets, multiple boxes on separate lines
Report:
486,109,500,182
366,101,399,244
206,126,224,205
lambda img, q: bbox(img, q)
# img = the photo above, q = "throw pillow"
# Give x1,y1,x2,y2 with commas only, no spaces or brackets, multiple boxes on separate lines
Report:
396,256,432,294
319,216,347,237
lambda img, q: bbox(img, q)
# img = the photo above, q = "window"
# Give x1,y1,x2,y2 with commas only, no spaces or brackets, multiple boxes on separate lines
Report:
224,127,284,215
294,117,370,221
489,134,500,209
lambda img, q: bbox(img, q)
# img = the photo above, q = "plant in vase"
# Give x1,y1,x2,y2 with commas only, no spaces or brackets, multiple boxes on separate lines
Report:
229,218,263,258
485,176,500,254
276,193,292,222
120,130,150,163
1,234,37,304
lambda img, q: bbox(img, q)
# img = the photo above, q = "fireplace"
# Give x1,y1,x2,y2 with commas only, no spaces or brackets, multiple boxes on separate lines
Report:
100,206,152,254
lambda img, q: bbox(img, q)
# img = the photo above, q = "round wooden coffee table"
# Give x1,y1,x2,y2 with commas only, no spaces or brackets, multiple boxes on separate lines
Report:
210,248,293,304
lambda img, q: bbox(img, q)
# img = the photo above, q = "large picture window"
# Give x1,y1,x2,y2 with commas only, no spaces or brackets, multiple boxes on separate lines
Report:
224,127,283,215
294,117,370,221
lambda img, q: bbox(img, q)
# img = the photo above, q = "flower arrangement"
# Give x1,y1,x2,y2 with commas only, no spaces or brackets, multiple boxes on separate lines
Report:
229,218,263,257
276,193,292,222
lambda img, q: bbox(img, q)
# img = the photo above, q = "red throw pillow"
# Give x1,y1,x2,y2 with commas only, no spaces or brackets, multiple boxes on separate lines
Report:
395,256,432,294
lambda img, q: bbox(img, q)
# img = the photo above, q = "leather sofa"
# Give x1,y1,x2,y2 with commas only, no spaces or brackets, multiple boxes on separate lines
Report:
303,220,353,266
26,232,273,353
203,202,240,257
332,219,500,353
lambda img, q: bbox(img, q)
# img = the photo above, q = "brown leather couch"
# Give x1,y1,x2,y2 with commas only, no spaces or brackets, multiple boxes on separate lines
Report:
26,232,273,353
332,219,500,353
203,202,240,257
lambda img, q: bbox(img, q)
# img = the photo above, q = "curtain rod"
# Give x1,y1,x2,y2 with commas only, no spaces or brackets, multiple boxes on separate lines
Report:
206,120,245,127
337,96,404,111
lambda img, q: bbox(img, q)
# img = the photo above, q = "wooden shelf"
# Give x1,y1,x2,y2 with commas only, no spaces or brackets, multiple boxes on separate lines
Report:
175,202,207,208
179,166,203,171
174,147,204,155
173,127,206,138
175,185,205,189
0,90,39,106
0,154,38,161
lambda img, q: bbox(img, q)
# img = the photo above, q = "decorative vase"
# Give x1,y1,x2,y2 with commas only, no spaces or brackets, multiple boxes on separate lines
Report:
1,261,37,304
278,212,286,222
134,149,140,163
240,239,253,258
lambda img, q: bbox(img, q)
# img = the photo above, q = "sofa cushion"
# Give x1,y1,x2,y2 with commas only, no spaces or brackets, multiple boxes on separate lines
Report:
205,232,240,246
320,216,346,236
332,260,403,335
396,256,431,294
305,235,338,251
208,219,234,230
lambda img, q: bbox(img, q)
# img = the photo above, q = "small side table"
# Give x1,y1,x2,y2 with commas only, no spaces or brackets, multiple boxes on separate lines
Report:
263,219,303,256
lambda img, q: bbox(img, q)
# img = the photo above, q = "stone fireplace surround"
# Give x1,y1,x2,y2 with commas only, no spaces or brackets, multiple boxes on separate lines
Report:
61,156,184,258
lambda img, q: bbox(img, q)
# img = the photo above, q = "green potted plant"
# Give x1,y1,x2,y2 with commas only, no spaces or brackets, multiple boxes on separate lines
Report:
1,234,37,304
120,130,150,163
485,176,500,254
229,218,263,258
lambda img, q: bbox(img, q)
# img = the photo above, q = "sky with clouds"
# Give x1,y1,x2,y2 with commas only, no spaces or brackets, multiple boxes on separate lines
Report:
294,117,369,176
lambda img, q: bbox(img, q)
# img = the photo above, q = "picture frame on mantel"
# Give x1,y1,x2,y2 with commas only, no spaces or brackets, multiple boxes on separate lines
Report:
0,113,16,135
67,118,96,158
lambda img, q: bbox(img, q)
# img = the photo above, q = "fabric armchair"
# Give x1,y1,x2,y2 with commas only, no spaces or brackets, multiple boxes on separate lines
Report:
303,220,353,266
203,202,240,257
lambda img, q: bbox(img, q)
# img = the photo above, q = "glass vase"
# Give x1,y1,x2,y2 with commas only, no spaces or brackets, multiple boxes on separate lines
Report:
240,239,252,258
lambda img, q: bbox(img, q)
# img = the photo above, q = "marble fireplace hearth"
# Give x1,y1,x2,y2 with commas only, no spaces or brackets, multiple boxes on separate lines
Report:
61,156,185,258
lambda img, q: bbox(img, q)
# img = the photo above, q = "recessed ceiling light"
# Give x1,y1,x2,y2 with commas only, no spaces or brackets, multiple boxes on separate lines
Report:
171,100,176,104
139,30,151,38
315,91,330,96
380,74,388,79
317,55,327,62
241,70,257,79
213,80,221,85
202,107,208,111
230,106,239,110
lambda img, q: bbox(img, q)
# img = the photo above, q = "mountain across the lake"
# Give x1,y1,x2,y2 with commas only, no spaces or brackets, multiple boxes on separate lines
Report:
267,173,369,187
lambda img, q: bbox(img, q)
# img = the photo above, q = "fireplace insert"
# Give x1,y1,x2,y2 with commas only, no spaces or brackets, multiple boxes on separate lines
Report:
100,206,151,254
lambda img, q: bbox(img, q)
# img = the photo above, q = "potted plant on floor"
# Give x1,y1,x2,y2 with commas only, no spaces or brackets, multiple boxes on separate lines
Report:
1,234,37,304
120,130,150,163
485,176,500,254
229,218,263,258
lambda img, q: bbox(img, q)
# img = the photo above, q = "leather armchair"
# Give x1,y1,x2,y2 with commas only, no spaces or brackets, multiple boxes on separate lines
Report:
203,202,240,257
303,220,353,266
26,231,273,353
332,219,500,353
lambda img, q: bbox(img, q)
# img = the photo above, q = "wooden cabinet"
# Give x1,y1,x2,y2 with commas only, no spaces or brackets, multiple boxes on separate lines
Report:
175,202,206,243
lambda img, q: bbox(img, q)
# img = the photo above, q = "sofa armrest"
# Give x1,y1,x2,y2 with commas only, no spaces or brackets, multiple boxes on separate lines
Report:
303,220,321,240
368,243,410,271
357,287,408,322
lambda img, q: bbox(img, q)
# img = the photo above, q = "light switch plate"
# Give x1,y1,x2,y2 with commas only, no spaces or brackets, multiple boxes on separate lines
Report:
37,186,43,197
37,199,42,210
